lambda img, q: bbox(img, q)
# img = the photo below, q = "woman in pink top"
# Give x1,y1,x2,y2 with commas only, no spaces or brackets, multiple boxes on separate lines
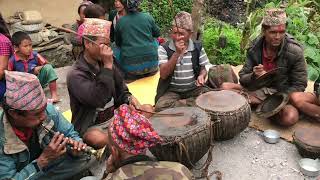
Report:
0,13,13,100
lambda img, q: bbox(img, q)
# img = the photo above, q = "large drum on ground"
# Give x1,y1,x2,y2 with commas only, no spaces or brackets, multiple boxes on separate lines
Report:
196,90,251,140
149,107,211,168
293,127,320,159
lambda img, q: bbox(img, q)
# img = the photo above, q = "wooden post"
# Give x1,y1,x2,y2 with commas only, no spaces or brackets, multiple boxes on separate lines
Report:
191,0,204,41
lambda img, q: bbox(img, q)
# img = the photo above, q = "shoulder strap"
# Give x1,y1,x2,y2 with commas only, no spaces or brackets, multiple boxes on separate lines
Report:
191,42,202,77
194,41,202,54
161,41,175,60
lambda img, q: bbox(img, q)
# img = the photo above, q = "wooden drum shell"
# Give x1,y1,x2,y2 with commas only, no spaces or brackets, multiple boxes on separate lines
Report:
196,90,251,141
293,127,320,159
149,107,211,168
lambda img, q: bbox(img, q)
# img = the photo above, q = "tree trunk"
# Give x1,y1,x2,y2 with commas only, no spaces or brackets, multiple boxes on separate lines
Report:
191,0,204,41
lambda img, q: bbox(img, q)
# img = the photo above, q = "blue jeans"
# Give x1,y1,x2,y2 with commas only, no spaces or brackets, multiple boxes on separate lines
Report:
38,154,96,180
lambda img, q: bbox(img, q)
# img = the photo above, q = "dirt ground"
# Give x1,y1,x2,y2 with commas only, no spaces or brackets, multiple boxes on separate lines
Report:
51,66,319,180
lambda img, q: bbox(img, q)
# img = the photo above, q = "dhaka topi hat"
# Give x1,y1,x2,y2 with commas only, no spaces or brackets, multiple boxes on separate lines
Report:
173,11,193,32
82,18,112,38
262,8,287,26
109,104,162,155
5,70,47,111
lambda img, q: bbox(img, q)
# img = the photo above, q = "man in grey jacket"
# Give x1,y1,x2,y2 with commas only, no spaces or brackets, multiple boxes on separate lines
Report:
67,18,148,139
222,8,307,126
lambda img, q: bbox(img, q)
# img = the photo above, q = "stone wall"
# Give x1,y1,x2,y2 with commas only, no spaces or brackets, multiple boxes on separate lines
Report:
0,0,82,26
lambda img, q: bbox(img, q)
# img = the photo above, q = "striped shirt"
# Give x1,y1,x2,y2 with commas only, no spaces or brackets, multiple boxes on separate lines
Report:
158,39,210,92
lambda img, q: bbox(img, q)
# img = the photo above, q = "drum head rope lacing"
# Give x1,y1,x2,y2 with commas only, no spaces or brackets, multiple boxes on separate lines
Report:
174,114,222,179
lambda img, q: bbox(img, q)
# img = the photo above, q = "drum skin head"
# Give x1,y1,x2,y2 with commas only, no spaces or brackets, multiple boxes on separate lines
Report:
195,90,247,112
150,107,209,138
256,92,289,118
294,127,320,147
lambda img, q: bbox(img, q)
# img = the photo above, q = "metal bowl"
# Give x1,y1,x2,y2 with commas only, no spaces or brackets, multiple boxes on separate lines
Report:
263,129,280,144
298,158,320,177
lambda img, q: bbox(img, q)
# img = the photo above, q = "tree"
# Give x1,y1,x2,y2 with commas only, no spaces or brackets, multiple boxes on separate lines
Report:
191,0,204,40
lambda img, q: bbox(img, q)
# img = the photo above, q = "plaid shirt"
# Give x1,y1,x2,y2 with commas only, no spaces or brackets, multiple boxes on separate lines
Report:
0,33,13,56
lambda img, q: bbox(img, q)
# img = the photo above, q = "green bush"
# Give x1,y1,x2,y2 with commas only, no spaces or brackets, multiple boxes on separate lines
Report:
285,3,320,81
203,18,245,65
140,0,193,34
241,0,320,80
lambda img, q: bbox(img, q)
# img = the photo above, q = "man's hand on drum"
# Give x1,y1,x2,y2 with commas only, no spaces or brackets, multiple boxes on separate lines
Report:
253,64,267,77
196,74,206,86
129,95,141,110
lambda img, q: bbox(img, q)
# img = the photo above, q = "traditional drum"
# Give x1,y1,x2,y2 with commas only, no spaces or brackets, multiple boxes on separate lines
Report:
196,90,251,140
293,127,320,159
149,107,211,168
256,92,289,118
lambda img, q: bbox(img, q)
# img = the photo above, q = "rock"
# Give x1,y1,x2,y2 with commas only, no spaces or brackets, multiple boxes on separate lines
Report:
280,161,287,167
40,45,74,68
205,0,270,25
268,162,276,168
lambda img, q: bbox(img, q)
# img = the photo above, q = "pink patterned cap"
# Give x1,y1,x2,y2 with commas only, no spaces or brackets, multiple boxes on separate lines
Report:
82,18,112,38
109,104,163,155
5,71,47,110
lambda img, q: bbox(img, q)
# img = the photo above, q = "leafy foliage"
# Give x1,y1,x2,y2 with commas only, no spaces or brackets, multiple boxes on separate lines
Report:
241,0,320,80
140,0,193,34
203,18,245,65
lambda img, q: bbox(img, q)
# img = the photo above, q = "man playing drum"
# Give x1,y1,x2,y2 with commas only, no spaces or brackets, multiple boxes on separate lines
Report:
222,8,307,127
85,104,194,180
155,11,211,112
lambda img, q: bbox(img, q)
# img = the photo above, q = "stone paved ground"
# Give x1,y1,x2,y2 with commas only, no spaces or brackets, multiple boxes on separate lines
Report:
52,66,319,180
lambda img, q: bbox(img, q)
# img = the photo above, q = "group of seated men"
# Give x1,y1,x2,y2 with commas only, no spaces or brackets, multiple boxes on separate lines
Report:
0,7,320,180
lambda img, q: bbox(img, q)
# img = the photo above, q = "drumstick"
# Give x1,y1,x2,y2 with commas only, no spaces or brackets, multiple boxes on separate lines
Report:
51,25,100,46
136,108,184,116
202,84,221,91
168,0,180,34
